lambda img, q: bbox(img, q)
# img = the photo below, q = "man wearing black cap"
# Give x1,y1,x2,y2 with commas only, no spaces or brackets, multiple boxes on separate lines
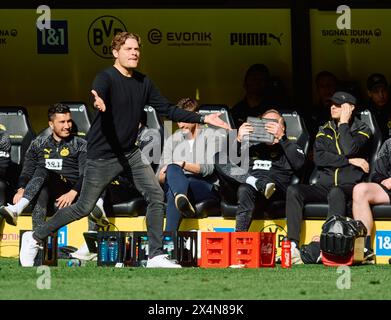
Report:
366,73,391,140
285,91,372,264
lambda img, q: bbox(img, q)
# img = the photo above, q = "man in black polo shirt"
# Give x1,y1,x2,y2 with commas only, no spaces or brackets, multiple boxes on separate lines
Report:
19,31,229,267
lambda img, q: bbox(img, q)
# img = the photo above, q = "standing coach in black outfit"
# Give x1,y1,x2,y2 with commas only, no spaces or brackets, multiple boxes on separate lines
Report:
19,31,230,267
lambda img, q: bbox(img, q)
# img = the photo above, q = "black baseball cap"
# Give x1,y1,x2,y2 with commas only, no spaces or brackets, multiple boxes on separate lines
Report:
367,73,388,91
329,91,357,106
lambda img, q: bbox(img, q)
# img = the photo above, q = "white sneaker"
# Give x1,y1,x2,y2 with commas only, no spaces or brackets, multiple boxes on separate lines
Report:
291,247,304,265
146,254,182,268
264,183,276,200
20,231,42,267
0,205,18,226
70,243,97,261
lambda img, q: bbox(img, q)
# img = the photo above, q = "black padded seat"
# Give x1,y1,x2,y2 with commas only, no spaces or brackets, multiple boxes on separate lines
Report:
0,107,35,197
304,204,391,221
0,107,35,167
110,198,147,217
38,102,92,139
199,104,236,129
303,204,330,220
60,101,92,138
37,127,52,138
20,199,149,218
221,199,287,220
195,198,221,218
372,205,391,220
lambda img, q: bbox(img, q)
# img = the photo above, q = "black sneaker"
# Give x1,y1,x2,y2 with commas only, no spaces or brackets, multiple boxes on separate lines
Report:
174,194,196,218
362,248,376,265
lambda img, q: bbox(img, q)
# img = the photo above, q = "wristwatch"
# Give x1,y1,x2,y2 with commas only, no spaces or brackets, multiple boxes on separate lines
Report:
199,115,206,124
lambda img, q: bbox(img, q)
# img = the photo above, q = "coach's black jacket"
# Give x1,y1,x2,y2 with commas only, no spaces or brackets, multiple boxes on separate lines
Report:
313,117,372,187
17,134,87,192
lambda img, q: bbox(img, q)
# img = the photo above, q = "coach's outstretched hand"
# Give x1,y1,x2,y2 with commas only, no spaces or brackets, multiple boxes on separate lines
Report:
91,90,106,112
204,112,231,130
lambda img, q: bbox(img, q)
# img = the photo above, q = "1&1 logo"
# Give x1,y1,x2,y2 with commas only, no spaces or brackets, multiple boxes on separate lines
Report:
88,16,127,59
37,20,68,54
57,226,68,248
375,231,391,256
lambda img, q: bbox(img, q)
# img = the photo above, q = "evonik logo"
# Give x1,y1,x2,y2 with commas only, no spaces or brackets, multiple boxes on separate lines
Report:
147,28,212,46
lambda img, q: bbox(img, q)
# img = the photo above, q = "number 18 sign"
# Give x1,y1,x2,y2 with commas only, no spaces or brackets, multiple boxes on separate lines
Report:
375,231,391,256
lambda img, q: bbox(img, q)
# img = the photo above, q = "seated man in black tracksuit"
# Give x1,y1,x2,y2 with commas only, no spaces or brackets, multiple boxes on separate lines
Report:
0,104,105,229
286,91,372,264
216,109,305,231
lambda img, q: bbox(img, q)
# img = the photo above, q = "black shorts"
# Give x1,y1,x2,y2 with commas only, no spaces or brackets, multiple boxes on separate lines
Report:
379,184,391,203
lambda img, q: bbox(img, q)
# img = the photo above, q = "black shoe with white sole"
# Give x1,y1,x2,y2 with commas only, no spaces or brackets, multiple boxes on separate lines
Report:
89,205,109,227
174,194,196,218
0,205,18,226
362,248,376,265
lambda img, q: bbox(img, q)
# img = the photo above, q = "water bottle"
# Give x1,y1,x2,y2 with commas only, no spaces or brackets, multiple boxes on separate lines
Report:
281,237,292,268
108,237,119,262
46,236,53,261
163,236,174,259
100,237,109,262
67,259,85,267
140,236,149,257
140,236,149,266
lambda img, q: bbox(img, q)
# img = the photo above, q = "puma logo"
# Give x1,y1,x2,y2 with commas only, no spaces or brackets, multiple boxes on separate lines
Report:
269,33,283,45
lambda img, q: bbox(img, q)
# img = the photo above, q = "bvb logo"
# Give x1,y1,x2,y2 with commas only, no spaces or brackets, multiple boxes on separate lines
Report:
60,147,70,157
88,15,127,59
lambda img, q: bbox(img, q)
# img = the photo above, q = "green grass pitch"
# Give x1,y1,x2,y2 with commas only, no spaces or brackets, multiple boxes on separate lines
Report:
1,257,391,300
